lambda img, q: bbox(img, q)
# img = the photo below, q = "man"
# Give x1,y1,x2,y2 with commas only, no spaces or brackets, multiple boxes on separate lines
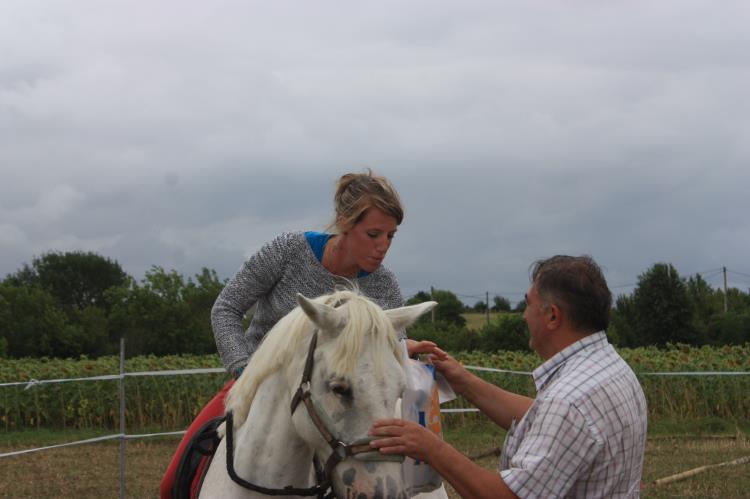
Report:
370,255,647,498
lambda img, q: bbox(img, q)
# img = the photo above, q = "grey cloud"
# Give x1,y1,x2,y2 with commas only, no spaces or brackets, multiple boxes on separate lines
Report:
1,0,749,302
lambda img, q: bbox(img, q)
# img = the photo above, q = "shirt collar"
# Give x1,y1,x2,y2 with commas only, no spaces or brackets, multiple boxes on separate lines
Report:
532,331,608,392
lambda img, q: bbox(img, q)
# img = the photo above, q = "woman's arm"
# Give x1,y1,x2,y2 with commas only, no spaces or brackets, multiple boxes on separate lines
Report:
211,233,292,374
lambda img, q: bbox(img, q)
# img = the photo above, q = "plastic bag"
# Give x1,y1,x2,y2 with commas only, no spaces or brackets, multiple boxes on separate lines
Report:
400,357,454,496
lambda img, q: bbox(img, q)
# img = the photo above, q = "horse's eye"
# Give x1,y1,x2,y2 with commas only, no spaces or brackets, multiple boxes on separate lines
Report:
330,382,352,399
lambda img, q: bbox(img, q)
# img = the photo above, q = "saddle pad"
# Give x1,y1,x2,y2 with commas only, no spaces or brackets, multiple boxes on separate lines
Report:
173,416,225,499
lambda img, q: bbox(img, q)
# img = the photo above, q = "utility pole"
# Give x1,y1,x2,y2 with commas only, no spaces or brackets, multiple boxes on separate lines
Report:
486,291,490,326
430,286,435,323
723,267,728,313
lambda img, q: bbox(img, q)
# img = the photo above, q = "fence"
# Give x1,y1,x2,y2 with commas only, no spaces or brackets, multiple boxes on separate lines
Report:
2,340,749,498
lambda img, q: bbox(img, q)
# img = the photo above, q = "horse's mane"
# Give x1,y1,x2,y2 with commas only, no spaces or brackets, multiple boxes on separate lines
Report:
225,290,404,428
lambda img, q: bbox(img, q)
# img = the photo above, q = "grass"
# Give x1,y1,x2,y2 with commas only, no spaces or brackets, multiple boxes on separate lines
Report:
462,312,504,331
1,418,749,498
440,417,750,499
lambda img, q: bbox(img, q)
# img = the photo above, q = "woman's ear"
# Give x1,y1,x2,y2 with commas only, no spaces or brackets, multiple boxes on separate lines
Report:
335,215,349,235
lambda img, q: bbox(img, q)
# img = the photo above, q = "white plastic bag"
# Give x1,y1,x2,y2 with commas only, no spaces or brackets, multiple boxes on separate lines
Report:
401,357,453,496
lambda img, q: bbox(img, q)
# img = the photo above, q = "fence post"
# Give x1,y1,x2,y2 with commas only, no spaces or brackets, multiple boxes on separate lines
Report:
119,337,125,499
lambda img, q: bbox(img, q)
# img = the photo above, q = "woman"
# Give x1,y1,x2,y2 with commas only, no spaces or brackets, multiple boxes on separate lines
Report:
160,170,437,498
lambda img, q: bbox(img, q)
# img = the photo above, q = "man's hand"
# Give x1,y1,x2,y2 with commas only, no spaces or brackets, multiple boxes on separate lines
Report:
431,352,472,394
405,339,447,358
369,419,444,462
370,417,520,499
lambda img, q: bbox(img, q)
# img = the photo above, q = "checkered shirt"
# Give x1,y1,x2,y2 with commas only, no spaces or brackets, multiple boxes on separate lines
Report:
499,332,647,498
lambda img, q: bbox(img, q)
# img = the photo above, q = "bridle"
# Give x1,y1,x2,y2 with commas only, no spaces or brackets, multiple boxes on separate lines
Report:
224,329,403,497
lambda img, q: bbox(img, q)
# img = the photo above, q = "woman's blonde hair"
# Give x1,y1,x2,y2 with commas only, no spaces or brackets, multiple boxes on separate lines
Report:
331,169,403,233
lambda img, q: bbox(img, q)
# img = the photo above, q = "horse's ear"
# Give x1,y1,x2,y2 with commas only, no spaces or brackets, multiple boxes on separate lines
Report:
385,301,437,330
296,293,347,334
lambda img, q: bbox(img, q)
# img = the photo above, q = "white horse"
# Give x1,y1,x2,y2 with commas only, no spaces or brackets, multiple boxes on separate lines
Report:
199,290,436,499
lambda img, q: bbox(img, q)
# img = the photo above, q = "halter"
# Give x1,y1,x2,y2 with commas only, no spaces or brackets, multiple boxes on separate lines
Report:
225,329,403,497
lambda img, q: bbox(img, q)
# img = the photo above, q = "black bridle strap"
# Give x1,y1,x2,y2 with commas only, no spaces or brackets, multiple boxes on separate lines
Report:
290,331,319,414
301,392,338,447
224,411,326,496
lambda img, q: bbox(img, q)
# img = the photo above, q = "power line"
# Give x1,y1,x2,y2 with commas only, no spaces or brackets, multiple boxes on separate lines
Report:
694,267,724,276
611,282,637,289
700,271,725,281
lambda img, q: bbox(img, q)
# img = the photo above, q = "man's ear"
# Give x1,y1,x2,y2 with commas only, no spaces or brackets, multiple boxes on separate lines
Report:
547,303,562,329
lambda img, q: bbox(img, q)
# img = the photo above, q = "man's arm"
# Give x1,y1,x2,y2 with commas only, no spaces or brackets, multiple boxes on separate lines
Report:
431,354,533,430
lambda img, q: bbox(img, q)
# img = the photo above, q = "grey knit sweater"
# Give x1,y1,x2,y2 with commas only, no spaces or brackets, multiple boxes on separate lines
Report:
211,231,404,374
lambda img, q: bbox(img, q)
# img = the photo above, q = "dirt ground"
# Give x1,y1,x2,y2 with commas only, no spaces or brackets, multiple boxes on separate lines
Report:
1,436,749,498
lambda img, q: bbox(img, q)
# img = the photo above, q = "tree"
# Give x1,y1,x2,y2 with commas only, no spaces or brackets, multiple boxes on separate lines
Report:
0,283,68,357
491,295,511,312
406,320,477,352
686,274,721,342
0,293,9,357
473,300,487,313
513,299,527,313
407,289,466,326
632,263,697,346
609,294,637,347
725,287,750,313
480,313,530,352
706,312,750,345
5,251,129,312
108,267,222,356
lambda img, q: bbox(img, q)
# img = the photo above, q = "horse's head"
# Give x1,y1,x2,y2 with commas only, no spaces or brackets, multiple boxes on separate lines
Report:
291,292,435,499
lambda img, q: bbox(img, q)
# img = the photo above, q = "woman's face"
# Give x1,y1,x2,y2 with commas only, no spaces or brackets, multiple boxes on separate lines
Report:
344,208,398,273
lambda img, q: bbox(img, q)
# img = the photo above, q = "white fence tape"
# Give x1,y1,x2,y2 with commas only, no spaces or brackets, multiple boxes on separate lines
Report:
0,434,123,459
463,366,532,375
462,365,750,377
0,431,189,460
0,367,226,389
3,365,748,390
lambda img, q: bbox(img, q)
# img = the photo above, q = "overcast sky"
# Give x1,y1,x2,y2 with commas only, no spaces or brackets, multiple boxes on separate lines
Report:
2,0,749,306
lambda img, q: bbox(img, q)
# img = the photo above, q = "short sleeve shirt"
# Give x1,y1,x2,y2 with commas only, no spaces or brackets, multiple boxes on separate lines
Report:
499,332,648,498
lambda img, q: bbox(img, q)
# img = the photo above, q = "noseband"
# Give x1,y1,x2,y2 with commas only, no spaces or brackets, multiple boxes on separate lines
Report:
225,329,402,497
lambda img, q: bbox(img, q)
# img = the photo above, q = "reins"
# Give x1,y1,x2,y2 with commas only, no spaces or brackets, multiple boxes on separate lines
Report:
225,410,328,497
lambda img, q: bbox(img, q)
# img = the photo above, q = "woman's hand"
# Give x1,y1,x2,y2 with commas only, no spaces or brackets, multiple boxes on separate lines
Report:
369,419,444,462
405,339,448,359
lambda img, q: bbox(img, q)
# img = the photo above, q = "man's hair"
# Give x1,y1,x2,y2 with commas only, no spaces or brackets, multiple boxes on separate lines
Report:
530,255,612,334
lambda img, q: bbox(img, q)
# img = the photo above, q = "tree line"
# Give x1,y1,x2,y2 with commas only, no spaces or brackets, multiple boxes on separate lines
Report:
407,262,750,352
1,252,748,359
0,251,222,358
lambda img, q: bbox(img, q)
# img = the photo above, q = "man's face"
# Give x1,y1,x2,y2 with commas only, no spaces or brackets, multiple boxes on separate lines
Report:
523,285,548,353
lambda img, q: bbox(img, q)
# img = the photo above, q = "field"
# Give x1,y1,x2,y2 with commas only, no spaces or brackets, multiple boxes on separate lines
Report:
462,312,503,331
4,345,747,431
1,420,749,498
1,346,749,497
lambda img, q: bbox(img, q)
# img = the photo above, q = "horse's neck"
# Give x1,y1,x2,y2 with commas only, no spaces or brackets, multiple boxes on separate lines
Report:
233,371,315,487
